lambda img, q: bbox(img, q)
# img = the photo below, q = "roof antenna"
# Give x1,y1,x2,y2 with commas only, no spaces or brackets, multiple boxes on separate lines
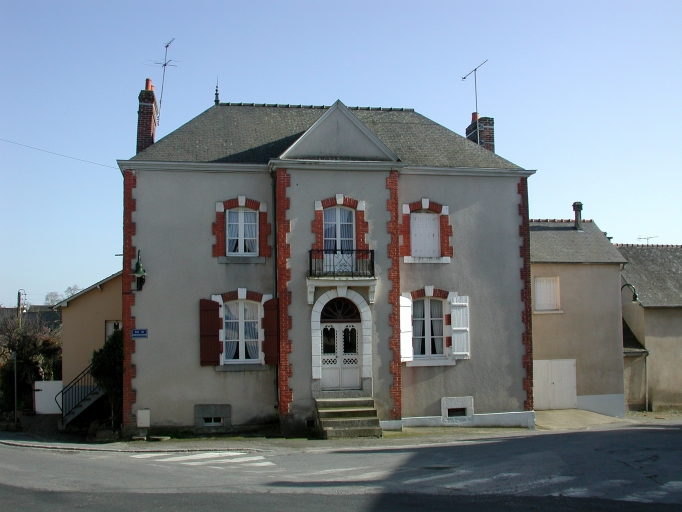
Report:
638,236,658,245
154,38,177,125
215,76,220,105
462,59,488,144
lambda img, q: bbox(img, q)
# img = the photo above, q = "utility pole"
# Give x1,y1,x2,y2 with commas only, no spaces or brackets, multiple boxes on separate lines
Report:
17,289,24,328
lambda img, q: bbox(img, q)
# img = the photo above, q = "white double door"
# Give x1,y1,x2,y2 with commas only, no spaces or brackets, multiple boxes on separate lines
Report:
534,359,577,410
321,323,361,390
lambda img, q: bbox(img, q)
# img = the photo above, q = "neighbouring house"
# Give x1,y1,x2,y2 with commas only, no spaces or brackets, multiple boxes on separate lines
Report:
116,79,536,436
530,203,627,417
53,271,122,426
616,244,682,412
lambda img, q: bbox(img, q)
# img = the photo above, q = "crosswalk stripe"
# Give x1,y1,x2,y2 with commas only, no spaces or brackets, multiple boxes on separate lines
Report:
403,470,470,484
243,461,276,467
443,472,520,489
156,452,246,462
182,455,265,466
130,453,171,459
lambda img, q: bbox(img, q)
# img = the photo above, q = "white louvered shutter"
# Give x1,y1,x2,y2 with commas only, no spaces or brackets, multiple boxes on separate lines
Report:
450,296,470,357
411,213,439,257
535,277,558,311
400,295,413,362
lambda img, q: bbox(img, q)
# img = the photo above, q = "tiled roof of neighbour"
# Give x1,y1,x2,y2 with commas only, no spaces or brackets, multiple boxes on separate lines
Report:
530,220,627,264
131,103,523,169
615,245,682,307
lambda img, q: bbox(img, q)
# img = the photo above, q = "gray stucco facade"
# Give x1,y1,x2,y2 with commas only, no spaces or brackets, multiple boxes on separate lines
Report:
119,94,535,433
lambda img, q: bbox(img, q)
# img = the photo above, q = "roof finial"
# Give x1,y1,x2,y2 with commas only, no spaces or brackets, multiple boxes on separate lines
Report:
215,77,220,105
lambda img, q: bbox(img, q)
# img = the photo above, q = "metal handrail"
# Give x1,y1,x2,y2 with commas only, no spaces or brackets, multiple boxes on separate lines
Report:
309,249,375,278
55,364,100,422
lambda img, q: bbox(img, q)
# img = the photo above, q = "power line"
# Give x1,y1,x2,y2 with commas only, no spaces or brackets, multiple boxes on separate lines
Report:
0,138,117,169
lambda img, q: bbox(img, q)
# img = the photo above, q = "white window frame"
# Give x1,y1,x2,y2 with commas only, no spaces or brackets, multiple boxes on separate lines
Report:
220,299,263,364
323,206,356,253
226,207,259,257
534,276,561,313
412,297,446,359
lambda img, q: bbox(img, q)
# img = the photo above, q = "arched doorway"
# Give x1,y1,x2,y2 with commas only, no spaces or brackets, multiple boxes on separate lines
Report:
320,298,361,390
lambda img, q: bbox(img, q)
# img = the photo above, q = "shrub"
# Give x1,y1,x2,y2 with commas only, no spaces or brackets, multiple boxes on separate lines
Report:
90,328,123,429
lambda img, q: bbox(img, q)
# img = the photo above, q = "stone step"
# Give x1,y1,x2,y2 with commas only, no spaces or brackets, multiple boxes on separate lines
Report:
322,426,382,439
317,407,378,419
320,417,381,429
315,398,375,410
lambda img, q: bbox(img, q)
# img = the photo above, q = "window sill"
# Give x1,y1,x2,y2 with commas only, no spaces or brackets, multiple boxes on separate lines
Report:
215,364,271,372
533,310,563,315
403,256,451,264
218,256,266,264
406,358,457,367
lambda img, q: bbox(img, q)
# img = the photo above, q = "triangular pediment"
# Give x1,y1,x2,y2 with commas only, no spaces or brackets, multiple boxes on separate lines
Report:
280,100,398,162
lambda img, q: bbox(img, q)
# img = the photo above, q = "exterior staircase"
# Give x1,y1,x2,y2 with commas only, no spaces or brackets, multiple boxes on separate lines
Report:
56,364,104,430
315,398,382,439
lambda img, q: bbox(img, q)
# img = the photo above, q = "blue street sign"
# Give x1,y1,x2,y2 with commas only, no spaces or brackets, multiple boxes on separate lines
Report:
131,329,148,339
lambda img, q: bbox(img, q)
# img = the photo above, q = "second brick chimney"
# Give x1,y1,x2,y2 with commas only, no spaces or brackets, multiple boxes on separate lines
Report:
465,112,495,153
136,78,157,154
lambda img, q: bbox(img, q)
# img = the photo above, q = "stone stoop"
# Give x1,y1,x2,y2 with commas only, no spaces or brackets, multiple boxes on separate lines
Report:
315,398,382,439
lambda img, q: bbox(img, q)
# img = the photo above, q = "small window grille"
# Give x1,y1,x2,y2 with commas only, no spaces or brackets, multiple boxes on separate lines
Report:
203,417,223,426
447,408,467,417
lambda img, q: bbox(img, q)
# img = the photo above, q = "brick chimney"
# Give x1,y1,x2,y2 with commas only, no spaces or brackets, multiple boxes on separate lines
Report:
136,78,157,154
465,112,495,153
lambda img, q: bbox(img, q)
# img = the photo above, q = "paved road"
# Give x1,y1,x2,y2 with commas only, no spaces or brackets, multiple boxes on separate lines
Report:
1,423,681,511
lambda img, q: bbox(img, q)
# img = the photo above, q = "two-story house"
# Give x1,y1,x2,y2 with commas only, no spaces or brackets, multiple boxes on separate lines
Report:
117,80,536,436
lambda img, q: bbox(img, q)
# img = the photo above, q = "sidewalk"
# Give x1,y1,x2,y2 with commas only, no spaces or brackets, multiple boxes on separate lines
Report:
2,409,680,454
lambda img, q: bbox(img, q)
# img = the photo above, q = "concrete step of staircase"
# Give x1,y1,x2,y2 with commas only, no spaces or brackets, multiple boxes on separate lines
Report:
315,398,382,439
323,426,383,439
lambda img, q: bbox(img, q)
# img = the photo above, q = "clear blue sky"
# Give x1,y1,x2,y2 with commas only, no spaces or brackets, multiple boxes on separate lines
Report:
1,0,681,307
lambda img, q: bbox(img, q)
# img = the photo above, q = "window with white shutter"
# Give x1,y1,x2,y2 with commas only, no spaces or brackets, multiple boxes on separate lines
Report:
450,296,470,358
534,277,559,311
400,295,413,362
411,213,439,258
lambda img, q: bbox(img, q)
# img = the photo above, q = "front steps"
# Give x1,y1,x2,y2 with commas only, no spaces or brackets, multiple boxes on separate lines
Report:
315,398,382,439
58,387,105,430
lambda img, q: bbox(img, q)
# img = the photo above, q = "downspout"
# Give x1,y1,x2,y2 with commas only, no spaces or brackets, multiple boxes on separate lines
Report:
270,166,279,410
645,353,649,412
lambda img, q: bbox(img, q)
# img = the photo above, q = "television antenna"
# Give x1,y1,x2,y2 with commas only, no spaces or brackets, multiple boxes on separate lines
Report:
462,59,488,114
638,236,658,245
153,38,177,125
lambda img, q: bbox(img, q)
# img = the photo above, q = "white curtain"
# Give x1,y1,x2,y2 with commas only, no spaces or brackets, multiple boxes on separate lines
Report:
323,209,336,252
224,302,239,359
244,302,259,359
412,299,425,355
430,300,443,355
243,211,257,253
227,211,239,253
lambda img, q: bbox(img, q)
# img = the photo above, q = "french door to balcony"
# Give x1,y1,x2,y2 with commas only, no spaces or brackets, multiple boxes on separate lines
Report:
323,207,355,274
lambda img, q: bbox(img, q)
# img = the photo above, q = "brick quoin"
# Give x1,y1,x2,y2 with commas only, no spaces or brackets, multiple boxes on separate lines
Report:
400,199,453,258
122,170,137,428
212,197,271,258
312,196,369,256
518,177,533,411
386,171,402,420
276,169,293,417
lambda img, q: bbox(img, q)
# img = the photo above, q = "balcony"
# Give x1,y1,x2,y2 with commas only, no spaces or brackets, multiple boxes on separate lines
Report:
308,249,375,278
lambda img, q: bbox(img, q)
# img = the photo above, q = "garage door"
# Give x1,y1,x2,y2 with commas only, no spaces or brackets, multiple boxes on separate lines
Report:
533,359,577,410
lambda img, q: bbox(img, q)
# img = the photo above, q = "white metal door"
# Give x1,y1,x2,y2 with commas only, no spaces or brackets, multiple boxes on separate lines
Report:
321,323,361,390
533,359,577,410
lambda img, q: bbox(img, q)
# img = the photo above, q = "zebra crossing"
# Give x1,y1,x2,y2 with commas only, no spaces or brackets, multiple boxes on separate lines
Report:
128,451,276,468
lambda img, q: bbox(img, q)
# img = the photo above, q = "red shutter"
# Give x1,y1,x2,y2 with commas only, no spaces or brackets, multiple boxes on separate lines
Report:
263,298,279,365
199,299,221,366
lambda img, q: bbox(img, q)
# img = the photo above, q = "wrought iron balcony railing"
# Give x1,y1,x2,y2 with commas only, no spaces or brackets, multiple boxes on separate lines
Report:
309,249,375,278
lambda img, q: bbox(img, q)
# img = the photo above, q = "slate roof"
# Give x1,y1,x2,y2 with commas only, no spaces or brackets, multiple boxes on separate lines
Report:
530,220,627,264
616,245,682,307
131,103,522,169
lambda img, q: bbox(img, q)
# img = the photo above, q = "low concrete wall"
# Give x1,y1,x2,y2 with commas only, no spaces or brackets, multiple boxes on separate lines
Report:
577,393,625,418
381,411,536,430
34,381,63,415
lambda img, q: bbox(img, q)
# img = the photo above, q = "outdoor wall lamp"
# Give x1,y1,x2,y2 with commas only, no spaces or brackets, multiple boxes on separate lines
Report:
621,283,639,303
132,250,146,291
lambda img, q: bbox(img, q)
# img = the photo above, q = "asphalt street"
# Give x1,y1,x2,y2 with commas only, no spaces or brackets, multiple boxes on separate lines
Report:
1,421,681,511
